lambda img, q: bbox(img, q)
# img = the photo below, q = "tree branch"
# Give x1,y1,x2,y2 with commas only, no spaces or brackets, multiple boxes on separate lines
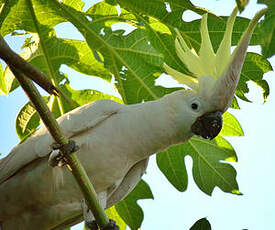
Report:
0,35,59,95
9,66,110,228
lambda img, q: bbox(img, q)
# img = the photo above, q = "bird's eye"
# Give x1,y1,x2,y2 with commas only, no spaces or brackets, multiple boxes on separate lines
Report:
190,98,201,113
190,99,201,112
191,103,198,110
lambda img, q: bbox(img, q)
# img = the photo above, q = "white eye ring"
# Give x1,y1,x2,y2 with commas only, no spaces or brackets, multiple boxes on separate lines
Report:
190,100,201,111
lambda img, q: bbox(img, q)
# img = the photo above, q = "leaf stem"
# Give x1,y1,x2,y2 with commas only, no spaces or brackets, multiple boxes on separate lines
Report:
57,96,65,115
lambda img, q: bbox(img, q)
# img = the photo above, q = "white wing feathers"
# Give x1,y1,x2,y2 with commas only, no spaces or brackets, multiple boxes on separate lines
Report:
0,99,123,184
107,158,149,207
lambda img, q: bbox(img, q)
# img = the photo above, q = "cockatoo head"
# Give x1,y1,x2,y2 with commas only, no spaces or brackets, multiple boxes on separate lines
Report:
164,7,266,139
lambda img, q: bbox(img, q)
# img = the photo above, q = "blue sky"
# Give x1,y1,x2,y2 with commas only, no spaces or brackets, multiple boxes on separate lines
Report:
1,0,275,229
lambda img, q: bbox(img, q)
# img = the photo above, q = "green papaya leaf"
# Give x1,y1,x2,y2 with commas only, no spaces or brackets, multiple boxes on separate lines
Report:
86,1,136,27
16,101,40,141
220,112,244,137
45,81,124,119
157,137,239,195
43,0,178,104
257,0,275,58
59,81,123,113
49,94,64,118
115,180,154,230
83,207,127,230
236,52,273,102
190,217,212,230
236,0,249,13
230,96,240,109
0,64,7,95
116,0,260,50
140,16,191,76
157,145,188,192
16,97,49,141
116,0,211,29
134,9,271,103
0,0,111,95
0,65,19,95
105,206,127,230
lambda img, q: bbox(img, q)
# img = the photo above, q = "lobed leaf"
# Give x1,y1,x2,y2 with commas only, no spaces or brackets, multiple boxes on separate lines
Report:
84,206,127,230
157,137,239,195
59,81,123,113
16,101,40,141
15,97,49,141
140,15,191,76
220,112,244,137
115,180,153,230
236,52,273,102
0,0,65,36
116,0,211,28
0,66,19,95
130,6,272,103
230,96,240,109
157,146,188,192
0,0,112,95
189,217,212,230
236,0,249,13
116,0,261,50
189,137,239,195
44,0,179,104
105,206,127,230
258,0,275,58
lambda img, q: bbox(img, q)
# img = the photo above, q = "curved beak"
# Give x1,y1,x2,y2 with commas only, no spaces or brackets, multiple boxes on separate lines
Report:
191,111,223,140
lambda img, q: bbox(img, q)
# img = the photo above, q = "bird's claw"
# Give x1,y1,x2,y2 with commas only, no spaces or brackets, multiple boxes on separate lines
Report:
86,220,119,230
48,140,79,167
48,149,64,167
103,219,119,230
52,140,79,153
86,220,99,230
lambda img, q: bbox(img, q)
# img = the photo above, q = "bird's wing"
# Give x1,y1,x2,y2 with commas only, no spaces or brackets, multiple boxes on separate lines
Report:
0,99,123,184
53,157,149,230
106,157,149,208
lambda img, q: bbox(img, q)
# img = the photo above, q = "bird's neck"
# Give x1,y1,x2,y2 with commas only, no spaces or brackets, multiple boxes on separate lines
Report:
128,95,190,161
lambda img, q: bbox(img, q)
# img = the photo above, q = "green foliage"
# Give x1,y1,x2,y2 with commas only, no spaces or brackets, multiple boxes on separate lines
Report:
0,64,19,95
115,180,153,230
220,112,244,136
236,0,249,13
16,97,47,141
157,112,242,194
83,206,127,230
190,217,211,230
236,52,273,102
258,0,275,58
157,136,239,195
105,206,127,230
0,0,273,229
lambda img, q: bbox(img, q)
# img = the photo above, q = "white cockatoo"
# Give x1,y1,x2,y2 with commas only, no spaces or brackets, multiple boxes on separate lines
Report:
0,7,266,230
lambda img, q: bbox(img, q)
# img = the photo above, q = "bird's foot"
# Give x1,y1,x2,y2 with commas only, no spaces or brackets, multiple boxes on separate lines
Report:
86,220,119,230
48,140,79,167
86,220,99,230
103,219,119,230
